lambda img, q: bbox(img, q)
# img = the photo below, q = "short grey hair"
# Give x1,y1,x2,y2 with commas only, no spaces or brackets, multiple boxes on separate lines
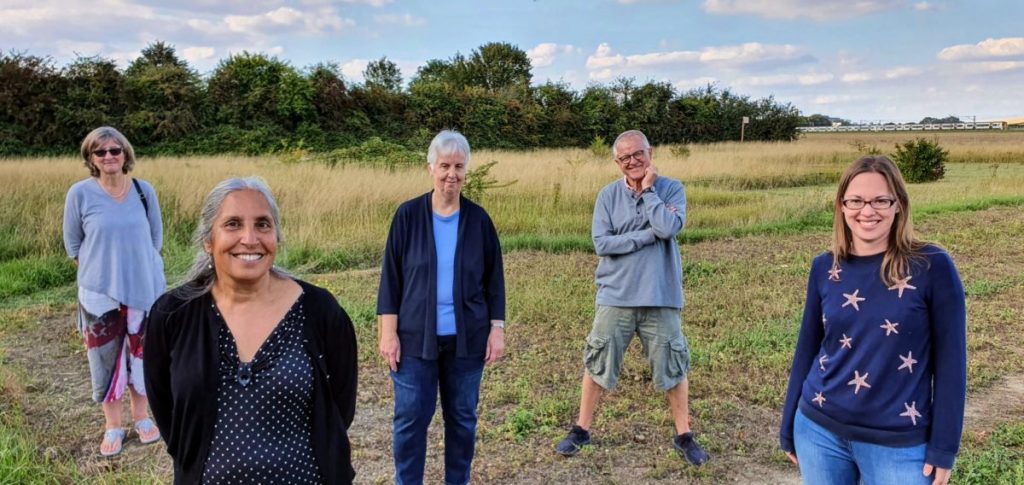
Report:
80,126,137,177
176,177,290,299
427,130,471,168
612,130,651,156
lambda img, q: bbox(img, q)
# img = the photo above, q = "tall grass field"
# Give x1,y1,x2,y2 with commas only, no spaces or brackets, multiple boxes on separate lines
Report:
2,131,1023,483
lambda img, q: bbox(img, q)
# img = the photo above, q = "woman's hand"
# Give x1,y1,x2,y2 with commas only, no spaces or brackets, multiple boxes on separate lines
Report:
785,451,798,466
923,463,951,485
378,314,400,372
485,325,505,366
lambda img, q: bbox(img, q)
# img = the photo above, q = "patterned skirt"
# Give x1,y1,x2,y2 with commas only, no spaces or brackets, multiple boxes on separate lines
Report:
77,288,146,403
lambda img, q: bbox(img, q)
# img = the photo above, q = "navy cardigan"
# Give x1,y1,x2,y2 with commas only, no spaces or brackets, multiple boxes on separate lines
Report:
377,192,505,360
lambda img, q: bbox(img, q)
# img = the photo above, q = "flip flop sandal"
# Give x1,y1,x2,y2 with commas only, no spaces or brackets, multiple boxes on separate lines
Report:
134,418,162,445
100,428,125,457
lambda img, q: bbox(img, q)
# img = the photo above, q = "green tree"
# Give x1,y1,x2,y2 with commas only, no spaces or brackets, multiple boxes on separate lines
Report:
207,52,314,131
465,42,532,91
364,57,403,92
122,41,203,145
0,51,64,154
57,55,126,146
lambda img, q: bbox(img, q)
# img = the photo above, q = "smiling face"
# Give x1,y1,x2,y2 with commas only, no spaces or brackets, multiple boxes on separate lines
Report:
613,134,651,183
428,152,467,198
204,189,278,287
90,139,126,177
842,172,899,255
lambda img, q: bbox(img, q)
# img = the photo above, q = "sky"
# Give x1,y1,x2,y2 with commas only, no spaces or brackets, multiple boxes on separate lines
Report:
2,0,1022,123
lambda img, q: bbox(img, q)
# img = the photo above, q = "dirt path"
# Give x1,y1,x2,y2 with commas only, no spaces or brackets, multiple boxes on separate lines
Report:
4,312,1021,484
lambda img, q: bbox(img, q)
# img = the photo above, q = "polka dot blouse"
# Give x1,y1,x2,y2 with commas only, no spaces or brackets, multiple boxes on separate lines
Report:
201,295,323,484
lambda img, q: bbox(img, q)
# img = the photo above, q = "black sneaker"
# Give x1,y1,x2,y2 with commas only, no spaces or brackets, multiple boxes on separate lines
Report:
673,432,709,466
555,425,591,456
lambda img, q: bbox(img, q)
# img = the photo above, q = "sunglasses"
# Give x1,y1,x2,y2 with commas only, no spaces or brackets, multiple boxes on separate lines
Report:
91,147,123,157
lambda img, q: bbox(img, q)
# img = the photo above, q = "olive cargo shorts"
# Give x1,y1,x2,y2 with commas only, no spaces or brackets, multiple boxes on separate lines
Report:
584,305,690,392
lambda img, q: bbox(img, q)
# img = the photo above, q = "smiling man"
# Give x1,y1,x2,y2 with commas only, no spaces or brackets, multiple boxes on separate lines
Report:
556,130,708,465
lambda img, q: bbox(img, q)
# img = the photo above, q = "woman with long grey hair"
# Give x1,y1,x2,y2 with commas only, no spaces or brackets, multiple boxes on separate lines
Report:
144,177,358,484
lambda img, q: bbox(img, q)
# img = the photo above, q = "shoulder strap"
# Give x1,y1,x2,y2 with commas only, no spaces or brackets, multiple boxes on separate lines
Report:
132,178,149,217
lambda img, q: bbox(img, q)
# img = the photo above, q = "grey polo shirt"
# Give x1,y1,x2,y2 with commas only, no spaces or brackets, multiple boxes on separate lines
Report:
591,176,686,309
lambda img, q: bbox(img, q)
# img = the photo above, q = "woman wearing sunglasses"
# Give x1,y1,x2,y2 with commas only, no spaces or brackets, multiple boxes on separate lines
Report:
144,177,358,484
62,126,166,456
779,156,967,485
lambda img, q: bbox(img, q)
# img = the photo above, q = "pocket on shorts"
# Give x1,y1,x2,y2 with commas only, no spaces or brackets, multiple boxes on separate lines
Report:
584,336,609,377
666,336,690,378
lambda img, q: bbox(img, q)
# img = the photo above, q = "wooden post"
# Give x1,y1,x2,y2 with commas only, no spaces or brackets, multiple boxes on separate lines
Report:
741,116,749,142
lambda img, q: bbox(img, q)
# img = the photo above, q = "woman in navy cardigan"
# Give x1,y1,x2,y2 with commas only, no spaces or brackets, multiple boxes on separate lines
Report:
377,130,506,485
780,156,966,485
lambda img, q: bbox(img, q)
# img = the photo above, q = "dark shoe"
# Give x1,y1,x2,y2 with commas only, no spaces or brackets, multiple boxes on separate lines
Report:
673,432,709,466
555,425,591,456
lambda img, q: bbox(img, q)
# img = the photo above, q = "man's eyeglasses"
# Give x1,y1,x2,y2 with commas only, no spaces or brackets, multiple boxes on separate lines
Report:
842,198,897,210
91,147,123,158
616,149,647,165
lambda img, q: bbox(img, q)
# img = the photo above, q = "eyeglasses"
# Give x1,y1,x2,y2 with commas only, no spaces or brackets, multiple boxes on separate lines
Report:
842,198,897,210
615,149,647,165
91,147,123,158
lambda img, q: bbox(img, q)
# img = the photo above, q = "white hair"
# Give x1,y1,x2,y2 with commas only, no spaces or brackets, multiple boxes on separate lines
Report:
427,130,471,168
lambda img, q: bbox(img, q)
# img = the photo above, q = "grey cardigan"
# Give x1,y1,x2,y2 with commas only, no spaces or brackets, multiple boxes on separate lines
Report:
63,177,165,310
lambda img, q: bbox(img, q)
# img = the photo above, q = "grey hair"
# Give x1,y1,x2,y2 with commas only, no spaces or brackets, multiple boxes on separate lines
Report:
426,130,471,168
80,126,137,176
612,130,651,156
175,177,290,300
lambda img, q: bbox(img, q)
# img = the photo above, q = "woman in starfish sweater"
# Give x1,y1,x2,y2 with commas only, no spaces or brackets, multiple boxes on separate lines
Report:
779,156,966,485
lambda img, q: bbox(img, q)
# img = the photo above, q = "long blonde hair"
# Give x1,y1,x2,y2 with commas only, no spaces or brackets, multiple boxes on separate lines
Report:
830,156,928,286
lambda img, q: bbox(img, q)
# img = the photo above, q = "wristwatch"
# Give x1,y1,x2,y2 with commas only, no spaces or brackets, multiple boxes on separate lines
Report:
491,321,505,329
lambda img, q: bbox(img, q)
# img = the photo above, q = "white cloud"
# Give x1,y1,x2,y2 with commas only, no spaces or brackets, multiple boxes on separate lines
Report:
973,61,1024,73
937,37,1024,61
527,43,577,68
585,42,810,79
702,0,899,21
738,72,834,87
674,77,719,91
883,66,922,79
219,7,354,36
182,46,216,63
912,2,936,11
812,94,856,105
841,72,872,83
373,13,426,27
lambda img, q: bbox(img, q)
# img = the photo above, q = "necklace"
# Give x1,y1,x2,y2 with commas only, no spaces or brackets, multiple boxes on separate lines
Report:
99,177,129,200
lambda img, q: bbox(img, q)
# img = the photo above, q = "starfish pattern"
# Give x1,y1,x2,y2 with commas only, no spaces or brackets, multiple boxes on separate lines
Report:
813,392,826,407
842,289,866,311
898,351,917,373
819,354,829,371
900,401,922,425
840,333,853,349
880,319,900,336
848,370,872,394
888,276,917,298
828,266,842,282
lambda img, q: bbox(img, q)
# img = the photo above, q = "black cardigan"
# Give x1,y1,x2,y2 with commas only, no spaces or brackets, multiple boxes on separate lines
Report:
143,279,357,485
376,192,506,360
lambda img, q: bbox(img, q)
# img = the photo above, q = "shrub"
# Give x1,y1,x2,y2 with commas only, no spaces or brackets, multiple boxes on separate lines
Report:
463,160,517,201
669,144,692,158
891,138,947,183
312,137,423,169
589,135,610,158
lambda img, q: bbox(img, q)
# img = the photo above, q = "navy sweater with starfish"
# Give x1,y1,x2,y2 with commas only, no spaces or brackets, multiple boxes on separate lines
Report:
780,245,967,469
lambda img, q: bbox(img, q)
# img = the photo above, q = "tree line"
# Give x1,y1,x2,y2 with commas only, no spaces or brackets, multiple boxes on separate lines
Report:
1,41,804,156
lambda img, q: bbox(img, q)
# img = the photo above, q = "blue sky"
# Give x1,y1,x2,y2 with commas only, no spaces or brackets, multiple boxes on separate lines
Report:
2,0,1022,123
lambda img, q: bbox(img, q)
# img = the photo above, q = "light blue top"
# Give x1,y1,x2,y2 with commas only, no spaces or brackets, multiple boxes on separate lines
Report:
432,210,459,336
63,178,166,311
592,176,687,309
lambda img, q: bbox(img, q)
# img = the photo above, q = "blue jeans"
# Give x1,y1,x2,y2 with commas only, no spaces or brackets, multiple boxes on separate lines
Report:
391,336,484,485
794,409,932,484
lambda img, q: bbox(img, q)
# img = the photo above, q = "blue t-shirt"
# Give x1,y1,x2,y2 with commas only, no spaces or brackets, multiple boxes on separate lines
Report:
433,210,459,336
